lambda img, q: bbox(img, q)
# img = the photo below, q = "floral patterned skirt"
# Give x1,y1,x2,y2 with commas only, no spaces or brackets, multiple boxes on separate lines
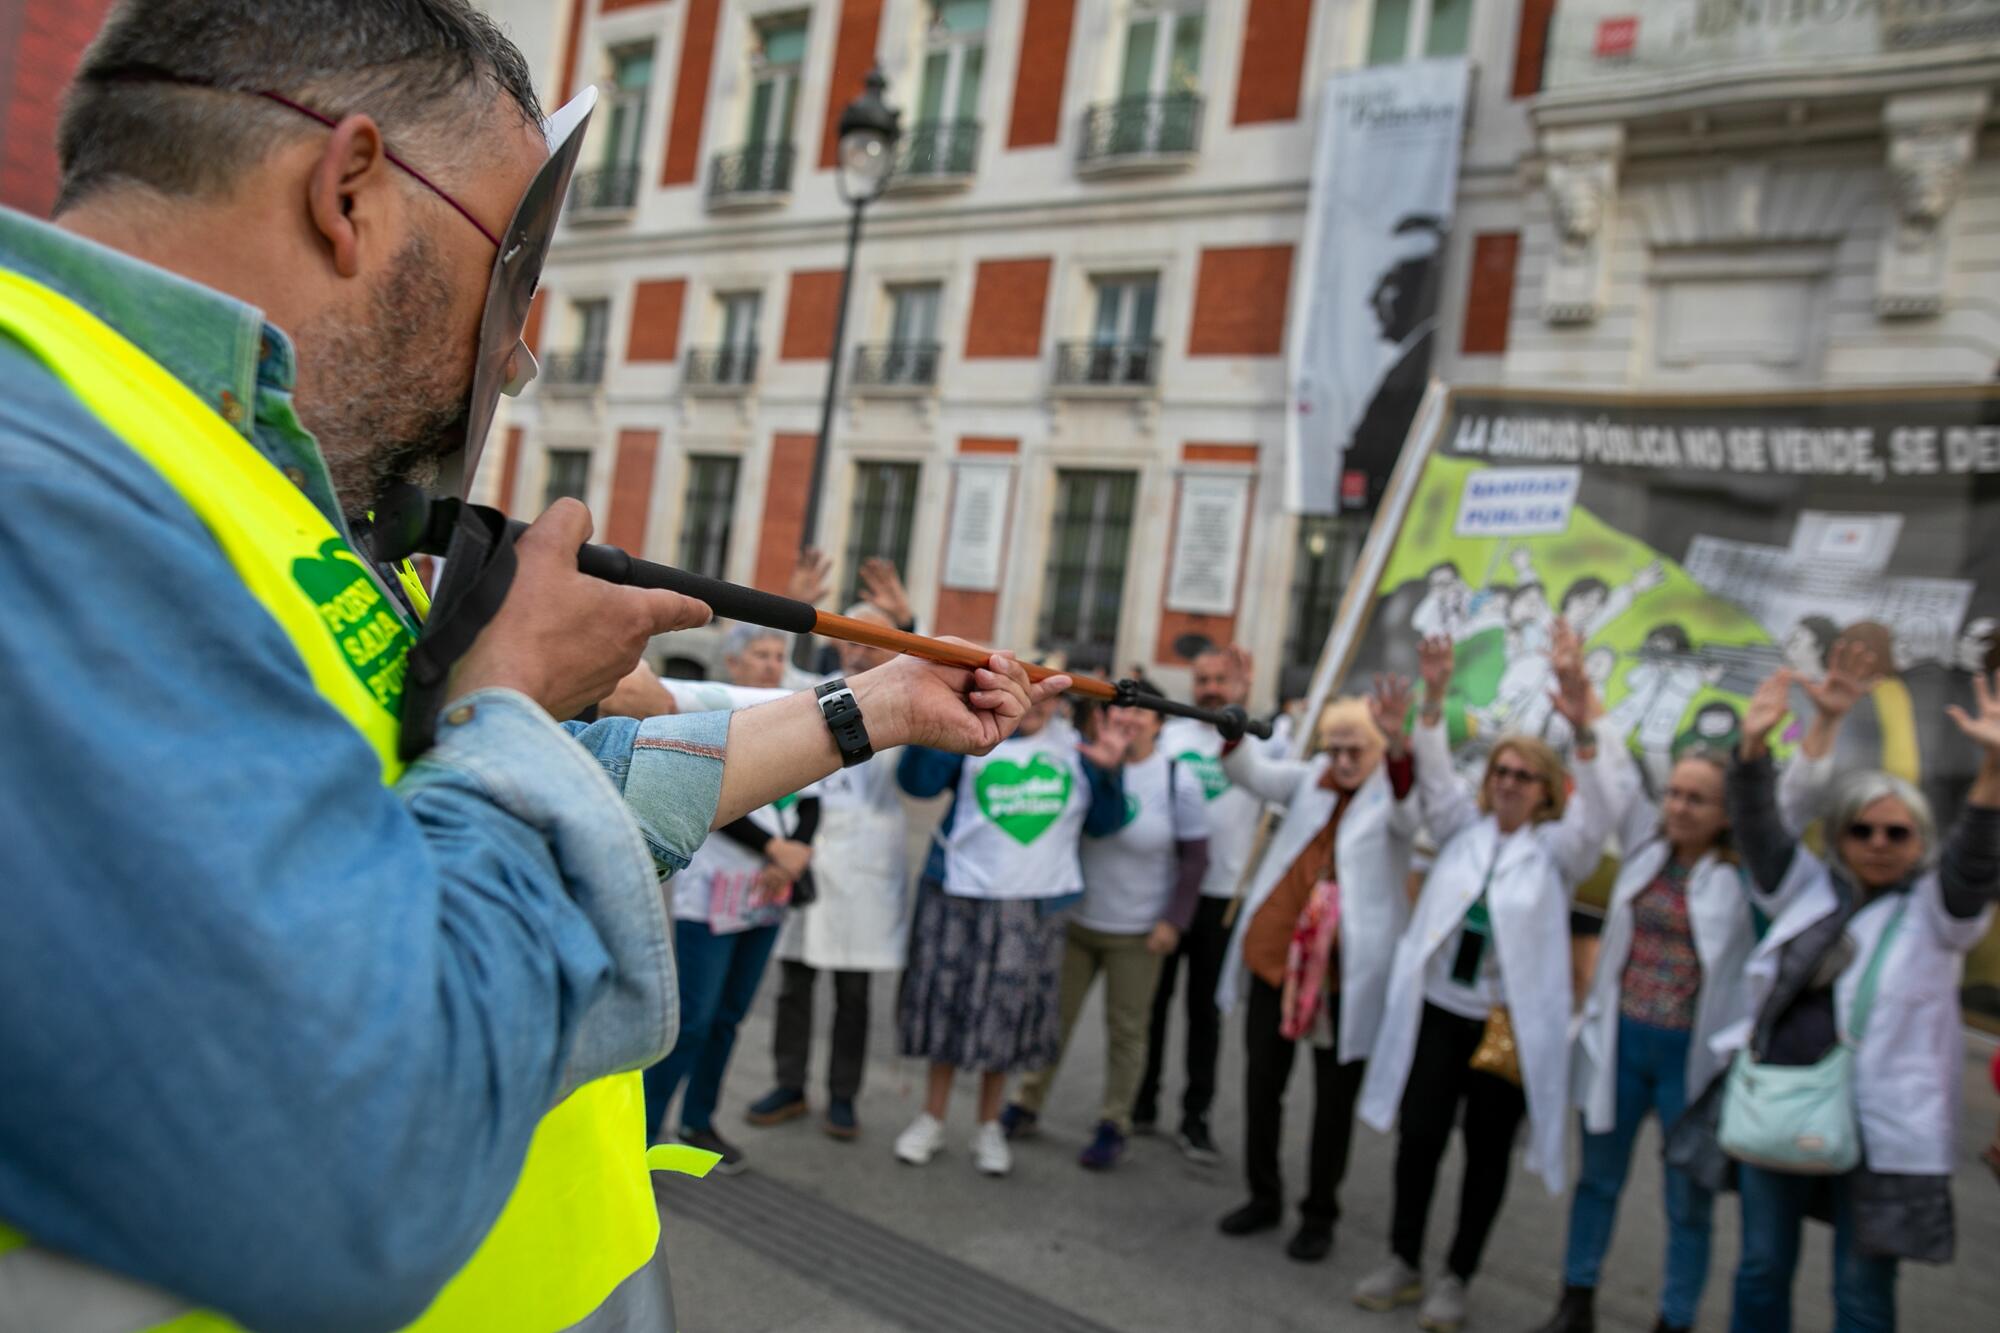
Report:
897,879,1065,1072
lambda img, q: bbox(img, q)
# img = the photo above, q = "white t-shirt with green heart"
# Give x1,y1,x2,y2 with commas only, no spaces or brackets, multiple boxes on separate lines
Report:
1076,749,1210,934
940,735,1092,900
1160,717,1276,900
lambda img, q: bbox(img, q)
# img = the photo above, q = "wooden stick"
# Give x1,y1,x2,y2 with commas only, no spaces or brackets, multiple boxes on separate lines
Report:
811,610,1119,700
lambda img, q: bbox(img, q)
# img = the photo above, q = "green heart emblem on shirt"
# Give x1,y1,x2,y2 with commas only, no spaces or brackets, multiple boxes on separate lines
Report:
1121,792,1141,827
773,793,799,813
974,753,1073,845
1177,751,1231,801
291,537,410,714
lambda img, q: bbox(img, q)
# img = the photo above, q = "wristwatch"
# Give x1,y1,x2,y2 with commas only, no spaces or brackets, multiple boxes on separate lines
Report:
815,678,874,768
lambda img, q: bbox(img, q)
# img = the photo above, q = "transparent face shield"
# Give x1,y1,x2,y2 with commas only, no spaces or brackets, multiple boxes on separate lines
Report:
431,87,598,502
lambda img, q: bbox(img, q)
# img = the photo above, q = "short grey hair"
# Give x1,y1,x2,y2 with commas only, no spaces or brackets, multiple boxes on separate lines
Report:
723,623,785,659
1828,770,1937,869
57,0,543,212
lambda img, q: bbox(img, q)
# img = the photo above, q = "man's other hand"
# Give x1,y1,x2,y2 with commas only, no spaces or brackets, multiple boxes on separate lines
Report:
449,499,712,720
597,661,680,720
851,645,1068,754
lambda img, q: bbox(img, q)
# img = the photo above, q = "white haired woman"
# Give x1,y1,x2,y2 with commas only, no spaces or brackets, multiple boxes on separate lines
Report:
1355,624,1620,1332
1719,669,2000,1332
1212,682,1420,1262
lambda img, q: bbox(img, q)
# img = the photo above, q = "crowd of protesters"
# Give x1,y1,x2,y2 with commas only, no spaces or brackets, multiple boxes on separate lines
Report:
611,556,2000,1333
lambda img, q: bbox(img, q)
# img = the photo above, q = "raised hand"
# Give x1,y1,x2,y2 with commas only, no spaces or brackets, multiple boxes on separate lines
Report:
1947,671,2000,753
1417,634,1455,721
1078,707,1137,769
1550,619,1585,695
1740,668,1793,760
1800,637,1880,719
859,556,912,626
787,547,833,607
1547,621,1599,741
1370,673,1415,754
1222,641,1254,685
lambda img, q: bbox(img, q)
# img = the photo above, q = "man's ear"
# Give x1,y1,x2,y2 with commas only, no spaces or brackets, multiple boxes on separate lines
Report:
307,114,390,280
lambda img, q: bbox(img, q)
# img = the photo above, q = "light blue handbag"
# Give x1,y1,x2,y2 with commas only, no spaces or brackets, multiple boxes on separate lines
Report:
1717,898,1907,1175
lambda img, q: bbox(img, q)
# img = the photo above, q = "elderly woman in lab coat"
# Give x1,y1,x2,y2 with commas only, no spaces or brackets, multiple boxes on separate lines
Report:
1354,625,1618,1333
1715,667,2000,1333
1211,680,1421,1262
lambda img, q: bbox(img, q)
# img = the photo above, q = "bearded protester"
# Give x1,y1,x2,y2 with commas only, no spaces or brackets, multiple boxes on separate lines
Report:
0,3,1064,1330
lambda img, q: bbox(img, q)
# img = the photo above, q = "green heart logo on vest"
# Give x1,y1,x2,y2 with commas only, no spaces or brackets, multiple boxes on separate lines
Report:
1177,751,1231,801
974,753,1073,845
292,537,411,714
1121,792,1141,827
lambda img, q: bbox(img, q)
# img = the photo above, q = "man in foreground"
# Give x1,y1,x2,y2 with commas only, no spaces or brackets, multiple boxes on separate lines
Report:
0,3,1064,1330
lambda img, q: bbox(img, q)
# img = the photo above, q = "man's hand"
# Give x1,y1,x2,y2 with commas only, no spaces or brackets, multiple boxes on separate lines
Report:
449,500,711,721
787,547,833,607
1147,922,1181,956
850,645,1069,754
859,557,913,626
765,837,812,880
1222,642,1254,684
752,863,792,905
596,661,680,719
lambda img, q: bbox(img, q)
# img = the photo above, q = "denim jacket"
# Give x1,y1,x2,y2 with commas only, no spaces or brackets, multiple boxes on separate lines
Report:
0,206,730,1331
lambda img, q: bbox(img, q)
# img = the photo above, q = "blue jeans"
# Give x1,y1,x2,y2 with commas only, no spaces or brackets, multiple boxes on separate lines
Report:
1563,1016,1714,1328
1732,1164,1899,1333
642,920,780,1139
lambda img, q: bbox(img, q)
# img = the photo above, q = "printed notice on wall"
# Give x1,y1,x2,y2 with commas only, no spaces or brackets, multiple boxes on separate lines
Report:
942,461,1011,591
1166,472,1252,616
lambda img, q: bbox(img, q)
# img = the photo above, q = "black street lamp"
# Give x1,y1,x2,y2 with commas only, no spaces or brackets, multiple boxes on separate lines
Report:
798,67,900,561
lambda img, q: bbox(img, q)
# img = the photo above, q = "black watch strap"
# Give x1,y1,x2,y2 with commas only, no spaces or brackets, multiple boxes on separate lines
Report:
815,678,874,768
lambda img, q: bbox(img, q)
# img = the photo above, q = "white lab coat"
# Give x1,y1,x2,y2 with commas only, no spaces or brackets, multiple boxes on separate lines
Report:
1214,743,1419,1064
1359,718,1617,1196
776,749,910,971
1710,851,1995,1177
1570,753,1797,1134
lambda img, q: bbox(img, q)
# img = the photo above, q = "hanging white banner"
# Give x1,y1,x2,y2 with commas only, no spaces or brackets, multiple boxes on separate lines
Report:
1286,57,1469,516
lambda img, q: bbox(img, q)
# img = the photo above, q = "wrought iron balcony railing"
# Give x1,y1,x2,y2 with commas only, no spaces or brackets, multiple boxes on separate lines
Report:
1076,94,1202,170
707,143,795,205
541,347,606,389
567,163,640,214
1053,339,1160,388
892,120,980,184
851,341,942,388
683,344,759,389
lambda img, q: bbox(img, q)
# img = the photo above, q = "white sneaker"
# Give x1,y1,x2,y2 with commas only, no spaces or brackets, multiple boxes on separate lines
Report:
1353,1257,1423,1312
972,1120,1012,1176
894,1112,945,1166
1417,1274,1468,1332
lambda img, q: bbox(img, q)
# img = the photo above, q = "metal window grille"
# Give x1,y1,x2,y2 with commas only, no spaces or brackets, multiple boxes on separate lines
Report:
1037,470,1138,675
677,455,740,580
1284,515,1365,670
841,462,921,607
543,449,591,509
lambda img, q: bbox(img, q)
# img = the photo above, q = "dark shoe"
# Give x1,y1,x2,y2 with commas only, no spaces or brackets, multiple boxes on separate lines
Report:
678,1125,746,1176
823,1098,859,1140
1650,1322,1689,1333
1286,1223,1333,1263
1530,1285,1596,1333
745,1086,807,1127
1176,1116,1221,1165
1078,1120,1125,1170
998,1102,1039,1141
1218,1199,1284,1236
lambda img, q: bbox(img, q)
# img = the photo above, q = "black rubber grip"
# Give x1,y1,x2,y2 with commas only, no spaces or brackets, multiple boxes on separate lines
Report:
498,517,818,635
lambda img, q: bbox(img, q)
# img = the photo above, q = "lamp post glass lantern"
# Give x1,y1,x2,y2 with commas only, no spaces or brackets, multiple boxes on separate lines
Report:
799,67,901,610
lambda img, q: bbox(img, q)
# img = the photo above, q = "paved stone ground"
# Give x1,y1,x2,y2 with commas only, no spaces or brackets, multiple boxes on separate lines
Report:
656,969,2000,1333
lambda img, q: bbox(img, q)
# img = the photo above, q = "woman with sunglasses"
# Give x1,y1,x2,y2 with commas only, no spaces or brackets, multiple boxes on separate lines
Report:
1719,668,2000,1332
1211,682,1420,1262
1535,727,1805,1333
1355,624,1619,1332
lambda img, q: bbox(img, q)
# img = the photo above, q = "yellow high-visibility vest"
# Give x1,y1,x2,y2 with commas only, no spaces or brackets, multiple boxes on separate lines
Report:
0,268,707,1331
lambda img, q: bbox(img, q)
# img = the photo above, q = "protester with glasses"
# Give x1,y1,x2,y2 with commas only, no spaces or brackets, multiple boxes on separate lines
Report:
1355,624,1619,1333
1716,667,2000,1332
1212,682,1419,1263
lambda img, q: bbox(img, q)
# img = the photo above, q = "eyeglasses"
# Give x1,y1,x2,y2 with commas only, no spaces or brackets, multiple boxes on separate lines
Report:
1323,744,1370,762
1844,821,1916,846
1489,763,1544,787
